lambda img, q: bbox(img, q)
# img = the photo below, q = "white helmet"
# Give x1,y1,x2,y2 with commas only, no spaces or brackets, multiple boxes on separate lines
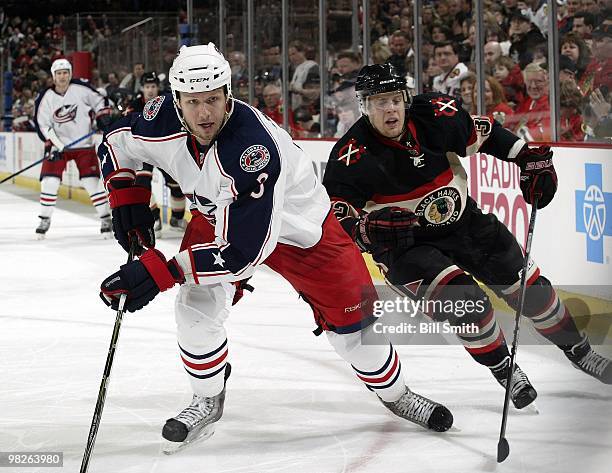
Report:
168,43,232,131
169,43,232,98
51,58,72,77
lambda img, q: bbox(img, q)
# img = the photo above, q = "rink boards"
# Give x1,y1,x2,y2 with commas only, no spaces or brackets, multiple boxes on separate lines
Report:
0,131,610,295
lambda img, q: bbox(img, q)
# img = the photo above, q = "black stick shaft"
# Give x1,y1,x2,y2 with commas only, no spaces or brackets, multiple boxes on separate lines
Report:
80,244,136,473
497,198,539,463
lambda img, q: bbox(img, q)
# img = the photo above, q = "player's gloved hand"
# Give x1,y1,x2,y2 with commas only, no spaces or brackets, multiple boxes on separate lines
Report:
43,140,63,162
516,145,557,209
352,206,419,252
100,248,185,313
108,186,156,255
95,107,114,132
232,278,254,305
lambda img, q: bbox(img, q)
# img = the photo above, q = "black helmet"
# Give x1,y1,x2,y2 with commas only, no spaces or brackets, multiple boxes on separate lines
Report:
141,71,160,86
355,63,409,115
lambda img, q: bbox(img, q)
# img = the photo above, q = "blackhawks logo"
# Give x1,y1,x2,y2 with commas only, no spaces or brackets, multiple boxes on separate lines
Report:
337,138,365,166
415,187,462,226
143,95,165,121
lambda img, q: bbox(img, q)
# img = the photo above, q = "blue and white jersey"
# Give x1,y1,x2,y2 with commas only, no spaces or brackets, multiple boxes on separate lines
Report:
99,94,331,284
34,79,107,148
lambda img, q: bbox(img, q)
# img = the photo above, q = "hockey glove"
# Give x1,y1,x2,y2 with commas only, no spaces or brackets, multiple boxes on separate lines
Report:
100,248,185,313
43,140,63,162
108,186,156,255
353,206,419,252
517,145,557,209
232,278,254,306
95,107,114,132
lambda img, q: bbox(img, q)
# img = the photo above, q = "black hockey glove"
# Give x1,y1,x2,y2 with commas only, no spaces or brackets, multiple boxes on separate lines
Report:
352,206,419,252
108,186,156,255
516,145,557,209
43,140,63,162
100,248,185,313
95,107,114,132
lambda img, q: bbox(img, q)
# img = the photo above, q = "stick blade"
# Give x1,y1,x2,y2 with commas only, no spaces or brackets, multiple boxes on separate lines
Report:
497,437,510,463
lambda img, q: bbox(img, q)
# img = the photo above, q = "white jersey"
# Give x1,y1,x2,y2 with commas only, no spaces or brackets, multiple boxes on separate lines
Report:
34,79,107,148
99,94,331,285
432,62,469,99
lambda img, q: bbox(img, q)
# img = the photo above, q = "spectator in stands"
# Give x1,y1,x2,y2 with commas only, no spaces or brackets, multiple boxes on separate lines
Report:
472,75,515,127
561,32,598,95
105,72,120,97
424,55,443,92
371,40,392,64
333,101,358,138
432,41,469,98
591,26,612,90
431,22,452,43
228,50,248,91
294,106,320,138
119,62,145,95
335,51,362,89
386,30,414,79
508,11,546,68
484,41,503,73
561,0,583,34
493,56,525,108
572,11,597,37
261,82,287,127
288,40,318,110
560,79,587,141
559,54,580,85
459,74,475,112
515,63,551,141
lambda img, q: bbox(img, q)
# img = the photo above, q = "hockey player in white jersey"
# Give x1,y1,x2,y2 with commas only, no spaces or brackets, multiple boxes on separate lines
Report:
97,44,454,453
34,58,113,238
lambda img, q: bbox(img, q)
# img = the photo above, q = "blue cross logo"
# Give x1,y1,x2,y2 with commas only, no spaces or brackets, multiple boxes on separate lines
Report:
575,163,612,263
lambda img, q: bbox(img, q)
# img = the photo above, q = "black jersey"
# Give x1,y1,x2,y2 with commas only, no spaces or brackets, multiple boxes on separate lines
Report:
323,93,526,237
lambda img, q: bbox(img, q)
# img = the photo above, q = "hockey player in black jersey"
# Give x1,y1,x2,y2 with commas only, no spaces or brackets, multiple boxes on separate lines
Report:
324,64,612,409
128,71,188,232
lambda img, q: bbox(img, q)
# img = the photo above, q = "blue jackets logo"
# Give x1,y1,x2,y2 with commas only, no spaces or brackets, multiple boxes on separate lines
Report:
575,163,611,263
240,144,270,172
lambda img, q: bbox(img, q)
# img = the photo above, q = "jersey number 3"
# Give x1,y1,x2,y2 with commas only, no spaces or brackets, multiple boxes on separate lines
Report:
250,173,268,199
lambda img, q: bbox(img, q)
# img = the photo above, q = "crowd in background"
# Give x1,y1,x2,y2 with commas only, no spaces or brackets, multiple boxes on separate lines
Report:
3,0,612,142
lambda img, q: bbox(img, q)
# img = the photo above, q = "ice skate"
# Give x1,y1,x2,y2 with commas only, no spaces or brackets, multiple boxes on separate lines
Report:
491,357,538,409
35,217,51,239
151,208,162,237
564,335,612,384
169,216,186,230
162,364,231,454
380,387,453,432
100,215,112,238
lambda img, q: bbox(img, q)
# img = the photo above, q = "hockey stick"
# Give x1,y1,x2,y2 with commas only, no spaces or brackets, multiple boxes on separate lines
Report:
0,131,96,185
80,241,137,473
497,197,539,463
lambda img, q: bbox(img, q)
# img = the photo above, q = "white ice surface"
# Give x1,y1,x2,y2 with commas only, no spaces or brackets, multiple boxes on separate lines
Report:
1,185,611,473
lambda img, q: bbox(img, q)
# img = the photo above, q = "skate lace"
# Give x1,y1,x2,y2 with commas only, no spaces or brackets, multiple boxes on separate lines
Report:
175,396,215,429
394,391,436,425
578,350,610,377
497,366,530,398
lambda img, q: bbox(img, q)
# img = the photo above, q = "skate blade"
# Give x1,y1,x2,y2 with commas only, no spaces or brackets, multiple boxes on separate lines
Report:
161,424,215,455
526,402,540,414
101,232,113,240
36,233,46,240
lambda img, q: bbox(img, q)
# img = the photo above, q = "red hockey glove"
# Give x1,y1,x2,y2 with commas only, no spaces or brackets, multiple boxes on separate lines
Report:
100,248,184,313
352,206,419,252
108,186,155,255
517,145,557,209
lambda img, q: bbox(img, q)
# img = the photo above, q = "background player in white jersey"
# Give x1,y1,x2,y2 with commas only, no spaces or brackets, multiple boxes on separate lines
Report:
324,64,612,411
34,58,113,238
97,44,454,453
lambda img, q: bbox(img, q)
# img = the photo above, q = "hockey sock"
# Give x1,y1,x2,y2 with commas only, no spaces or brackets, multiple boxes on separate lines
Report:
82,176,111,218
178,338,229,397
506,276,583,348
39,176,61,218
326,326,406,402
